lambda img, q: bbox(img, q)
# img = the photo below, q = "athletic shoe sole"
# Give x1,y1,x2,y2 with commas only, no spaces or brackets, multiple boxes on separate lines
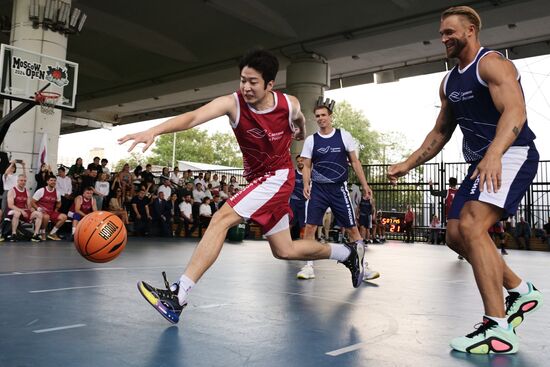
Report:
507,297,543,329
137,281,180,324
296,274,315,280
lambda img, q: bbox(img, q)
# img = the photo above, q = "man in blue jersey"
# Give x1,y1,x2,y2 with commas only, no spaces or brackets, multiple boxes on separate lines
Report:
388,6,542,354
297,98,380,281
290,155,306,240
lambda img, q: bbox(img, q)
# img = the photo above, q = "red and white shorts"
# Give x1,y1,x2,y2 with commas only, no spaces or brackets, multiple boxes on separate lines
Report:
7,209,35,223
227,169,294,236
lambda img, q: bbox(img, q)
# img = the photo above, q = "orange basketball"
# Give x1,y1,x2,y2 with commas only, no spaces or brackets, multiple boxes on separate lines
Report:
74,211,127,263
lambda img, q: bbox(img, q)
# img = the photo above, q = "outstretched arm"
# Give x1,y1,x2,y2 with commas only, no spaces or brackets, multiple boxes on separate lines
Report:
118,95,236,152
388,78,457,184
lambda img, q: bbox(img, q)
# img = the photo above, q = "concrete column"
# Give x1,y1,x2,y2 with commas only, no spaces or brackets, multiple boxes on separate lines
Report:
2,0,69,190
285,56,330,159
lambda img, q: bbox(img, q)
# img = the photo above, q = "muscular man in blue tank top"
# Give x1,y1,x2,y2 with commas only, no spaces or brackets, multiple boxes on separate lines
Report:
297,100,380,282
388,6,542,354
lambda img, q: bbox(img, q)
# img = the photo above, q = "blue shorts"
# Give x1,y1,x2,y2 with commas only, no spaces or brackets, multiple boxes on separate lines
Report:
448,145,539,220
359,213,372,228
306,182,356,227
290,199,306,228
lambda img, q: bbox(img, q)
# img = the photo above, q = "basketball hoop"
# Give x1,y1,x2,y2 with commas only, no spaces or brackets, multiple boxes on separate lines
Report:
35,91,60,114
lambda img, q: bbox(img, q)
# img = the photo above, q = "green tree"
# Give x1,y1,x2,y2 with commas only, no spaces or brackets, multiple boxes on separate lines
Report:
149,129,242,168
113,152,148,172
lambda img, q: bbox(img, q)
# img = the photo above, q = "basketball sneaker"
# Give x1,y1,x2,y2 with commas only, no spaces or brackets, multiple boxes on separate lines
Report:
296,264,315,279
31,234,41,243
505,282,543,329
363,263,380,281
450,317,518,354
339,242,364,288
137,271,186,324
47,233,61,241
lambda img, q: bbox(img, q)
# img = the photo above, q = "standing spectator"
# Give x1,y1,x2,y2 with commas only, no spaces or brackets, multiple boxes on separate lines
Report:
31,176,67,241
404,205,415,243
290,155,306,240
429,177,459,224
35,163,53,190
131,189,152,236
101,158,110,179
359,193,375,244
490,221,508,255
94,172,110,210
170,167,182,186
68,187,97,239
87,156,102,174
178,194,195,237
429,214,442,244
150,191,171,237
514,217,531,250
3,160,25,214
68,157,84,180
56,166,73,214
108,188,129,225
141,164,156,193
118,163,133,198
6,174,42,242
349,183,362,218
210,173,220,190
168,193,181,237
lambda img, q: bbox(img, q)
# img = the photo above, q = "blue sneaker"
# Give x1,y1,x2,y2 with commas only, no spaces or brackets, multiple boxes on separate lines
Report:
137,272,186,324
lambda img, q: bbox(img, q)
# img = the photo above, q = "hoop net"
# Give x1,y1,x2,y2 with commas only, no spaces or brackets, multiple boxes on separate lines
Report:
35,91,61,114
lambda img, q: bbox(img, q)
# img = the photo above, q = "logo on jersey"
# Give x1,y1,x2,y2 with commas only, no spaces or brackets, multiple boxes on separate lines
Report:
246,128,284,141
470,175,480,195
317,146,341,154
448,90,474,103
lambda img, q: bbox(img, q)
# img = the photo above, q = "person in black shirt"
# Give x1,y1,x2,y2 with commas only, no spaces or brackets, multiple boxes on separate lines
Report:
131,189,152,236
141,164,156,193
87,156,102,174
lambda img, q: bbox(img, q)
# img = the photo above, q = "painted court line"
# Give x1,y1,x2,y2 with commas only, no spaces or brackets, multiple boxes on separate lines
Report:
33,324,86,334
326,342,367,356
0,265,183,277
29,285,115,293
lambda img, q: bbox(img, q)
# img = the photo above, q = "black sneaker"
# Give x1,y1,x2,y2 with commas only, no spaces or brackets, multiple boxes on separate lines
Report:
7,234,17,242
339,242,365,288
137,271,186,324
31,234,41,243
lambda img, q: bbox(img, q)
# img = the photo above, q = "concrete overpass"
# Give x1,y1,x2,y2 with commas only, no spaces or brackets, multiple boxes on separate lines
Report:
1,0,549,133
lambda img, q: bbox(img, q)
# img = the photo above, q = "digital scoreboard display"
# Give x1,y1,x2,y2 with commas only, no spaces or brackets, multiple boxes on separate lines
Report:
380,211,406,233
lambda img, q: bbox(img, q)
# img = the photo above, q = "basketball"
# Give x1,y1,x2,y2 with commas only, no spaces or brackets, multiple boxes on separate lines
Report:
74,211,127,263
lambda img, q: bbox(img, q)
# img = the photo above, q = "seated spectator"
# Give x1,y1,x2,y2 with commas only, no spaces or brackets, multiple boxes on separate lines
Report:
193,182,206,203
56,166,73,214
160,167,171,182
219,183,229,201
94,172,110,210
3,160,25,215
108,188,129,225
514,217,531,250
68,157,84,181
35,163,53,190
141,164,156,193
170,167,182,186
131,189,152,236
80,169,98,195
178,194,196,237
204,171,212,186
204,183,213,199
210,195,222,215
220,174,227,187
158,178,173,199
180,182,193,199
199,197,212,229
150,191,171,237
118,163,133,198
132,165,143,192
87,156,102,174
68,187,97,239
429,214,441,244
101,158,110,179
229,175,238,186
210,173,220,190
168,193,181,237
185,170,194,185
6,174,42,242
194,172,206,187
31,175,67,241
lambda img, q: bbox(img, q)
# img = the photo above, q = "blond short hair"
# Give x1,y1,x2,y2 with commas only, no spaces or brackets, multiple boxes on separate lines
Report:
441,6,482,33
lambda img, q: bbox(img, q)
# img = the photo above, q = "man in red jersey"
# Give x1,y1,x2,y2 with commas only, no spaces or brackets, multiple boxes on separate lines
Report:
120,49,366,324
68,186,97,240
31,176,68,241
6,174,43,242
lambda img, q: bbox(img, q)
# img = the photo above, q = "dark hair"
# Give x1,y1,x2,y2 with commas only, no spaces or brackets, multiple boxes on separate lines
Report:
313,105,332,116
238,49,279,87
84,186,95,192
295,155,301,159
58,166,66,172
101,158,108,163
47,175,57,180
449,177,458,186
93,156,100,161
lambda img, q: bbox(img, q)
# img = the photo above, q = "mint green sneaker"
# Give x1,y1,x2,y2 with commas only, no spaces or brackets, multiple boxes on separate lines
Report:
450,317,518,354
506,282,543,329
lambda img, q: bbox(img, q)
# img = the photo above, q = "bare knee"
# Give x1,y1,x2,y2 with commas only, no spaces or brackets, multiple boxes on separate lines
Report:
271,247,292,260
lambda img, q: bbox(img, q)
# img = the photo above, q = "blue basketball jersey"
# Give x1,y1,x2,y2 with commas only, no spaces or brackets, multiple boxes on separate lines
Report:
290,169,305,201
311,129,349,184
444,47,536,163
359,197,372,215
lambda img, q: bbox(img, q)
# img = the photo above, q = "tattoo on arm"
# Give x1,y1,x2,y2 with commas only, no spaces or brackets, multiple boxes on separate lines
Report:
512,126,520,137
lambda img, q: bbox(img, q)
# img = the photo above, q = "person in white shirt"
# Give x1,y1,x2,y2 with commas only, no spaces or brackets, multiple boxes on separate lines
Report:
170,167,182,186
199,197,212,231
210,173,220,190
101,158,111,180
193,172,206,188
178,194,196,237
94,172,111,210
56,166,73,214
192,183,205,203
158,178,173,199
2,160,25,214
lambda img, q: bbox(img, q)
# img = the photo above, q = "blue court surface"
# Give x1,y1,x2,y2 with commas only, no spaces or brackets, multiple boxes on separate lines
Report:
0,238,548,367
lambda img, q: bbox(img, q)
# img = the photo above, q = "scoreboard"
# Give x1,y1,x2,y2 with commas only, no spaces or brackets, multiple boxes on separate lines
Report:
380,211,405,233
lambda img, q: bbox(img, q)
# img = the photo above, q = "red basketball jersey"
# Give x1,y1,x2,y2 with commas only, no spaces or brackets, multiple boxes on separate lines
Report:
38,187,58,212
232,91,294,181
12,186,28,209
70,196,93,215
445,187,458,219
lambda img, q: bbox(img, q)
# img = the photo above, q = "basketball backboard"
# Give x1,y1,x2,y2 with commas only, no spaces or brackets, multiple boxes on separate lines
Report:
0,44,78,110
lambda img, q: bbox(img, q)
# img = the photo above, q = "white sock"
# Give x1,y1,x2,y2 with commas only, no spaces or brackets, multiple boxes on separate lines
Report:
485,315,509,329
72,227,76,235
306,261,313,267
176,274,195,306
508,280,530,295
329,243,351,261
50,227,58,235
